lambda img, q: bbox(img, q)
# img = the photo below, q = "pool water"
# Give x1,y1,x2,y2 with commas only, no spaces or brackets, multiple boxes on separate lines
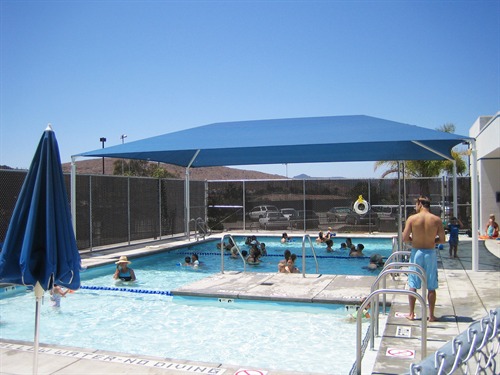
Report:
0,289,369,374
0,235,387,373
171,235,392,277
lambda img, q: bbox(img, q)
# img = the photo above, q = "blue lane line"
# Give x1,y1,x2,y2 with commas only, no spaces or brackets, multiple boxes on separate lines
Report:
80,285,171,295
175,251,370,259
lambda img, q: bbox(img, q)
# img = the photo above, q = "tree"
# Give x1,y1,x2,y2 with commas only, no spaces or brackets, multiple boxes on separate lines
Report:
374,123,467,178
113,159,178,178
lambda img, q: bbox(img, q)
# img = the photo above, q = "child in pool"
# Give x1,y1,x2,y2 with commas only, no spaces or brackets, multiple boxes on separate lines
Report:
50,284,70,308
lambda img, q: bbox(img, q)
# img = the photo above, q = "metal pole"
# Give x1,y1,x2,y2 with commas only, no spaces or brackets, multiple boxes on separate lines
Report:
469,140,479,271
302,179,306,232
99,137,106,174
452,160,458,220
127,177,131,245
356,289,427,375
242,181,246,231
70,157,77,236
397,162,403,251
33,282,44,375
89,175,93,251
158,179,162,240
120,134,127,175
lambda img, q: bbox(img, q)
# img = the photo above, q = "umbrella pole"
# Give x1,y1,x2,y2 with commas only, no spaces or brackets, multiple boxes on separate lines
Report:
33,282,44,375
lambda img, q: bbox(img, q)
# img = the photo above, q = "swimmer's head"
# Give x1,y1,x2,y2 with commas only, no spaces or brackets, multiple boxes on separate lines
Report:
185,256,191,263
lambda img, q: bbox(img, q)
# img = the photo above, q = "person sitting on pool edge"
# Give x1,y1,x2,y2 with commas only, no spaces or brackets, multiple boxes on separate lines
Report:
113,255,136,281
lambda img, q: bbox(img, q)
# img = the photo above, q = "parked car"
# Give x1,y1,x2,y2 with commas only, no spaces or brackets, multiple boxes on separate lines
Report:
259,212,290,229
291,210,320,229
326,207,352,223
248,205,280,221
281,208,298,220
345,209,380,226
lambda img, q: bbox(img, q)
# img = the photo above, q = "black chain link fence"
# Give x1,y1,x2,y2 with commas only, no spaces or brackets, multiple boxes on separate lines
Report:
0,170,472,250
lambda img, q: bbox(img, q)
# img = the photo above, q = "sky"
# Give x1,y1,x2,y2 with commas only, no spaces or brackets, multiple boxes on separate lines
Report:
0,0,498,178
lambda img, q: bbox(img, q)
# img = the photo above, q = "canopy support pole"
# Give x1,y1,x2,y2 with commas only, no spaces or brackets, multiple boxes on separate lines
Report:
453,160,458,220
469,140,479,271
413,140,478,271
397,162,403,250
185,150,200,239
71,157,77,236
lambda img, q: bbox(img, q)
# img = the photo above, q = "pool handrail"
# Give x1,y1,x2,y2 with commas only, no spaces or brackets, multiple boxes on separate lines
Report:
370,264,427,350
301,234,319,276
384,250,412,265
188,217,210,241
380,250,412,313
220,234,246,274
355,289,427,375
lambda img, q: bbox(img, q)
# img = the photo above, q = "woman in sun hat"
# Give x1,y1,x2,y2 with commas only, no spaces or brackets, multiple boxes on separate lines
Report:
113,255,136,281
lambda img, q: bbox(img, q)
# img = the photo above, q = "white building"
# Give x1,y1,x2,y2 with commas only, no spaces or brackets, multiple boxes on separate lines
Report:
469,112,500,233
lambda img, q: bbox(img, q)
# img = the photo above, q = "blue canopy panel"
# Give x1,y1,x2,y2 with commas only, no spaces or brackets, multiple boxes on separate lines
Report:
75,115,470,167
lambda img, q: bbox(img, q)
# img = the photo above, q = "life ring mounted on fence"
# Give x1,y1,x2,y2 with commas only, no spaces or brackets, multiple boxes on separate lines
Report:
353,195,369,215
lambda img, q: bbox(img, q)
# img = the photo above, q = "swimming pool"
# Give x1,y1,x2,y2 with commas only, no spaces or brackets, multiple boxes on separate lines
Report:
0,235,388,373
0,286,370,374
170,235,393,277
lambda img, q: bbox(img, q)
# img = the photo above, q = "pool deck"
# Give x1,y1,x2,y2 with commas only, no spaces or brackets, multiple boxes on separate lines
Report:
1,233,499,375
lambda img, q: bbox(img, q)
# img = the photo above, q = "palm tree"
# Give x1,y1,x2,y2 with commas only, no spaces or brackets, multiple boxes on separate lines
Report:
374,123,467,178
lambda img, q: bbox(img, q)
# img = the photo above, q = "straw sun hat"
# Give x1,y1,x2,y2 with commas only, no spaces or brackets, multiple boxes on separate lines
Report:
115,255,131,264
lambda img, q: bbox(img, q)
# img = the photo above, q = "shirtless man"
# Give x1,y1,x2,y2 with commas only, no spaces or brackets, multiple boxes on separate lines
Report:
402,196,446,322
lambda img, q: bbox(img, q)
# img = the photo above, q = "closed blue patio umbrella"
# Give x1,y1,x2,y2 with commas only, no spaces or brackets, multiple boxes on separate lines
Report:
0,125,81,374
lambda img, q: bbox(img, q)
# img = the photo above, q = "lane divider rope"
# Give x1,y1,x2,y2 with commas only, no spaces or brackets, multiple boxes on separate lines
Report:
79,285,172,295
175,251,370,259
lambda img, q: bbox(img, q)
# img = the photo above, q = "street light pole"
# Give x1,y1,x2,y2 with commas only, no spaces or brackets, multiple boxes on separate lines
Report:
120,134,127,175
99,137,106,174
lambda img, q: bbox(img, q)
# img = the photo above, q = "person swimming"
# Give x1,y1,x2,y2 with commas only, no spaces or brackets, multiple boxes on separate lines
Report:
113,256,136,281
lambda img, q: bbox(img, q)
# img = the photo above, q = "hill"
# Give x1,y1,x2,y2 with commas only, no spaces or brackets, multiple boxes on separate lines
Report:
61,158,286,180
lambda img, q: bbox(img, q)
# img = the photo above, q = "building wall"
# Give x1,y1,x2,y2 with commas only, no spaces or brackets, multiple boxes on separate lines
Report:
470,112,500,232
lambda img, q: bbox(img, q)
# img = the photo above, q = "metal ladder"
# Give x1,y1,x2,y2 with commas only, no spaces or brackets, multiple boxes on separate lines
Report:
353,251,429,374
217,234,319,275
189,217,210,241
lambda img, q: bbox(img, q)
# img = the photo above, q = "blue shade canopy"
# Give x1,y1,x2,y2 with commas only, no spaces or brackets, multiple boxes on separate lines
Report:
0,126,81,290
76,115,471,167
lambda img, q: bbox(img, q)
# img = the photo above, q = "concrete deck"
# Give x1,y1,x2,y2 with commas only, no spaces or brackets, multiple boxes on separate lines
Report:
1,235,499,375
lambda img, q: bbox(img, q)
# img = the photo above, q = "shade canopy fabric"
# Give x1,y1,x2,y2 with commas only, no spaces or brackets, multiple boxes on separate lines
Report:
76,115,471,167
0,126,81,291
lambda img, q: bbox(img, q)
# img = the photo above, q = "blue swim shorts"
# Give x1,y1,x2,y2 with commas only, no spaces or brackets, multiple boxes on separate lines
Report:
408,248,438,291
